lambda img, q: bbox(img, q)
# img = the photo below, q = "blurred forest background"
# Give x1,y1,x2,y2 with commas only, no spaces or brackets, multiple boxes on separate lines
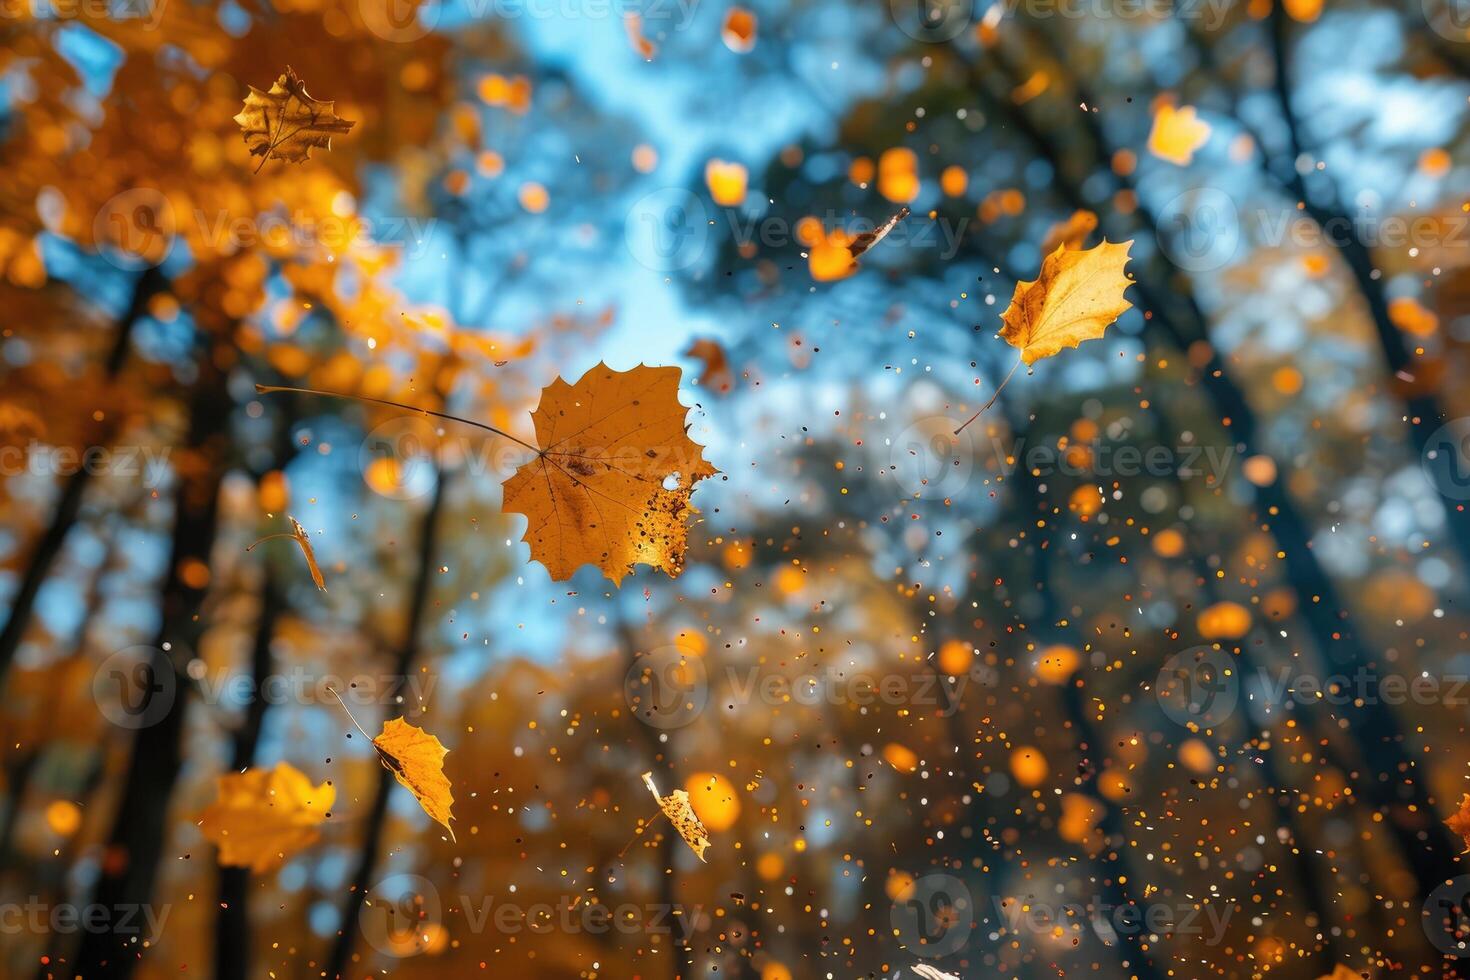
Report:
5,0,1470,976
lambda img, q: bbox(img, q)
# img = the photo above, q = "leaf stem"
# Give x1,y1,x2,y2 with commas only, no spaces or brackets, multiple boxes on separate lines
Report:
325,686,376,742
244,532,295,552
954,353,1024,435
255,383,541,454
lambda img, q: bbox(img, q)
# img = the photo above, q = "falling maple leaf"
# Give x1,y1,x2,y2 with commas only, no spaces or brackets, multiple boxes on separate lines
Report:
684,338,734,394
999,239,1134,365
1446,793,1470,852
1148,103,1211,166
246,515,327,591
955,239,1133,433
1040,209,1098,253
197,762,334,872
326,690,455,840
502,363,717,585
233,67,355,173
374,717,456,841
642,771,711,862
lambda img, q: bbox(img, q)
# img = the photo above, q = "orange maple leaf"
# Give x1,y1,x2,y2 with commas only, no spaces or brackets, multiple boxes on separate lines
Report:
197,762,334,872
233,67,355,173
502,363,717,585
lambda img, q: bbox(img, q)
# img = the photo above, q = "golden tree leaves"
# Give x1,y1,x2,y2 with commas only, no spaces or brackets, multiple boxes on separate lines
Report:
372,717,456,841
234,67,355,173
642,771,711,862
998,239,1135,365
198,762,334,872
502,363,717,585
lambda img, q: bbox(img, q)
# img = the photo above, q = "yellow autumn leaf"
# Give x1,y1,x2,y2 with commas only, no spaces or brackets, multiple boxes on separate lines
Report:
373,717,456,841
642,771,711,862
956,239,1132,434
198,762,334,872
1148,103,1211,166
999,239,1134,365
233,66,355,173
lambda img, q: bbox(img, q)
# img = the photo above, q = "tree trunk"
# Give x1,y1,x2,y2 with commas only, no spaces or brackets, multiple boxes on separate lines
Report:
0,266,165,676
959,51,1468,939
212,568,281,980
323,470,448,980
66,334,232,979
213,393,298,980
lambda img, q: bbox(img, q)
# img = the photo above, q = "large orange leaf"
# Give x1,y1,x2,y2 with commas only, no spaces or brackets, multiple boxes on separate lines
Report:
197,762,334,872
502,363,717,584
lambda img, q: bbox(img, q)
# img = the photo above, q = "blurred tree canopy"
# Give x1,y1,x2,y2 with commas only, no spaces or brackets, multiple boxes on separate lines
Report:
5,0,1470,978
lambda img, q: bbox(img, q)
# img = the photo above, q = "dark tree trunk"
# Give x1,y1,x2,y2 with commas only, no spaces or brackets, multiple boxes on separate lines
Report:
212,568,281,980
0,266,165,676
66,335,232,980
213,393,298,980
323,470,448,980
